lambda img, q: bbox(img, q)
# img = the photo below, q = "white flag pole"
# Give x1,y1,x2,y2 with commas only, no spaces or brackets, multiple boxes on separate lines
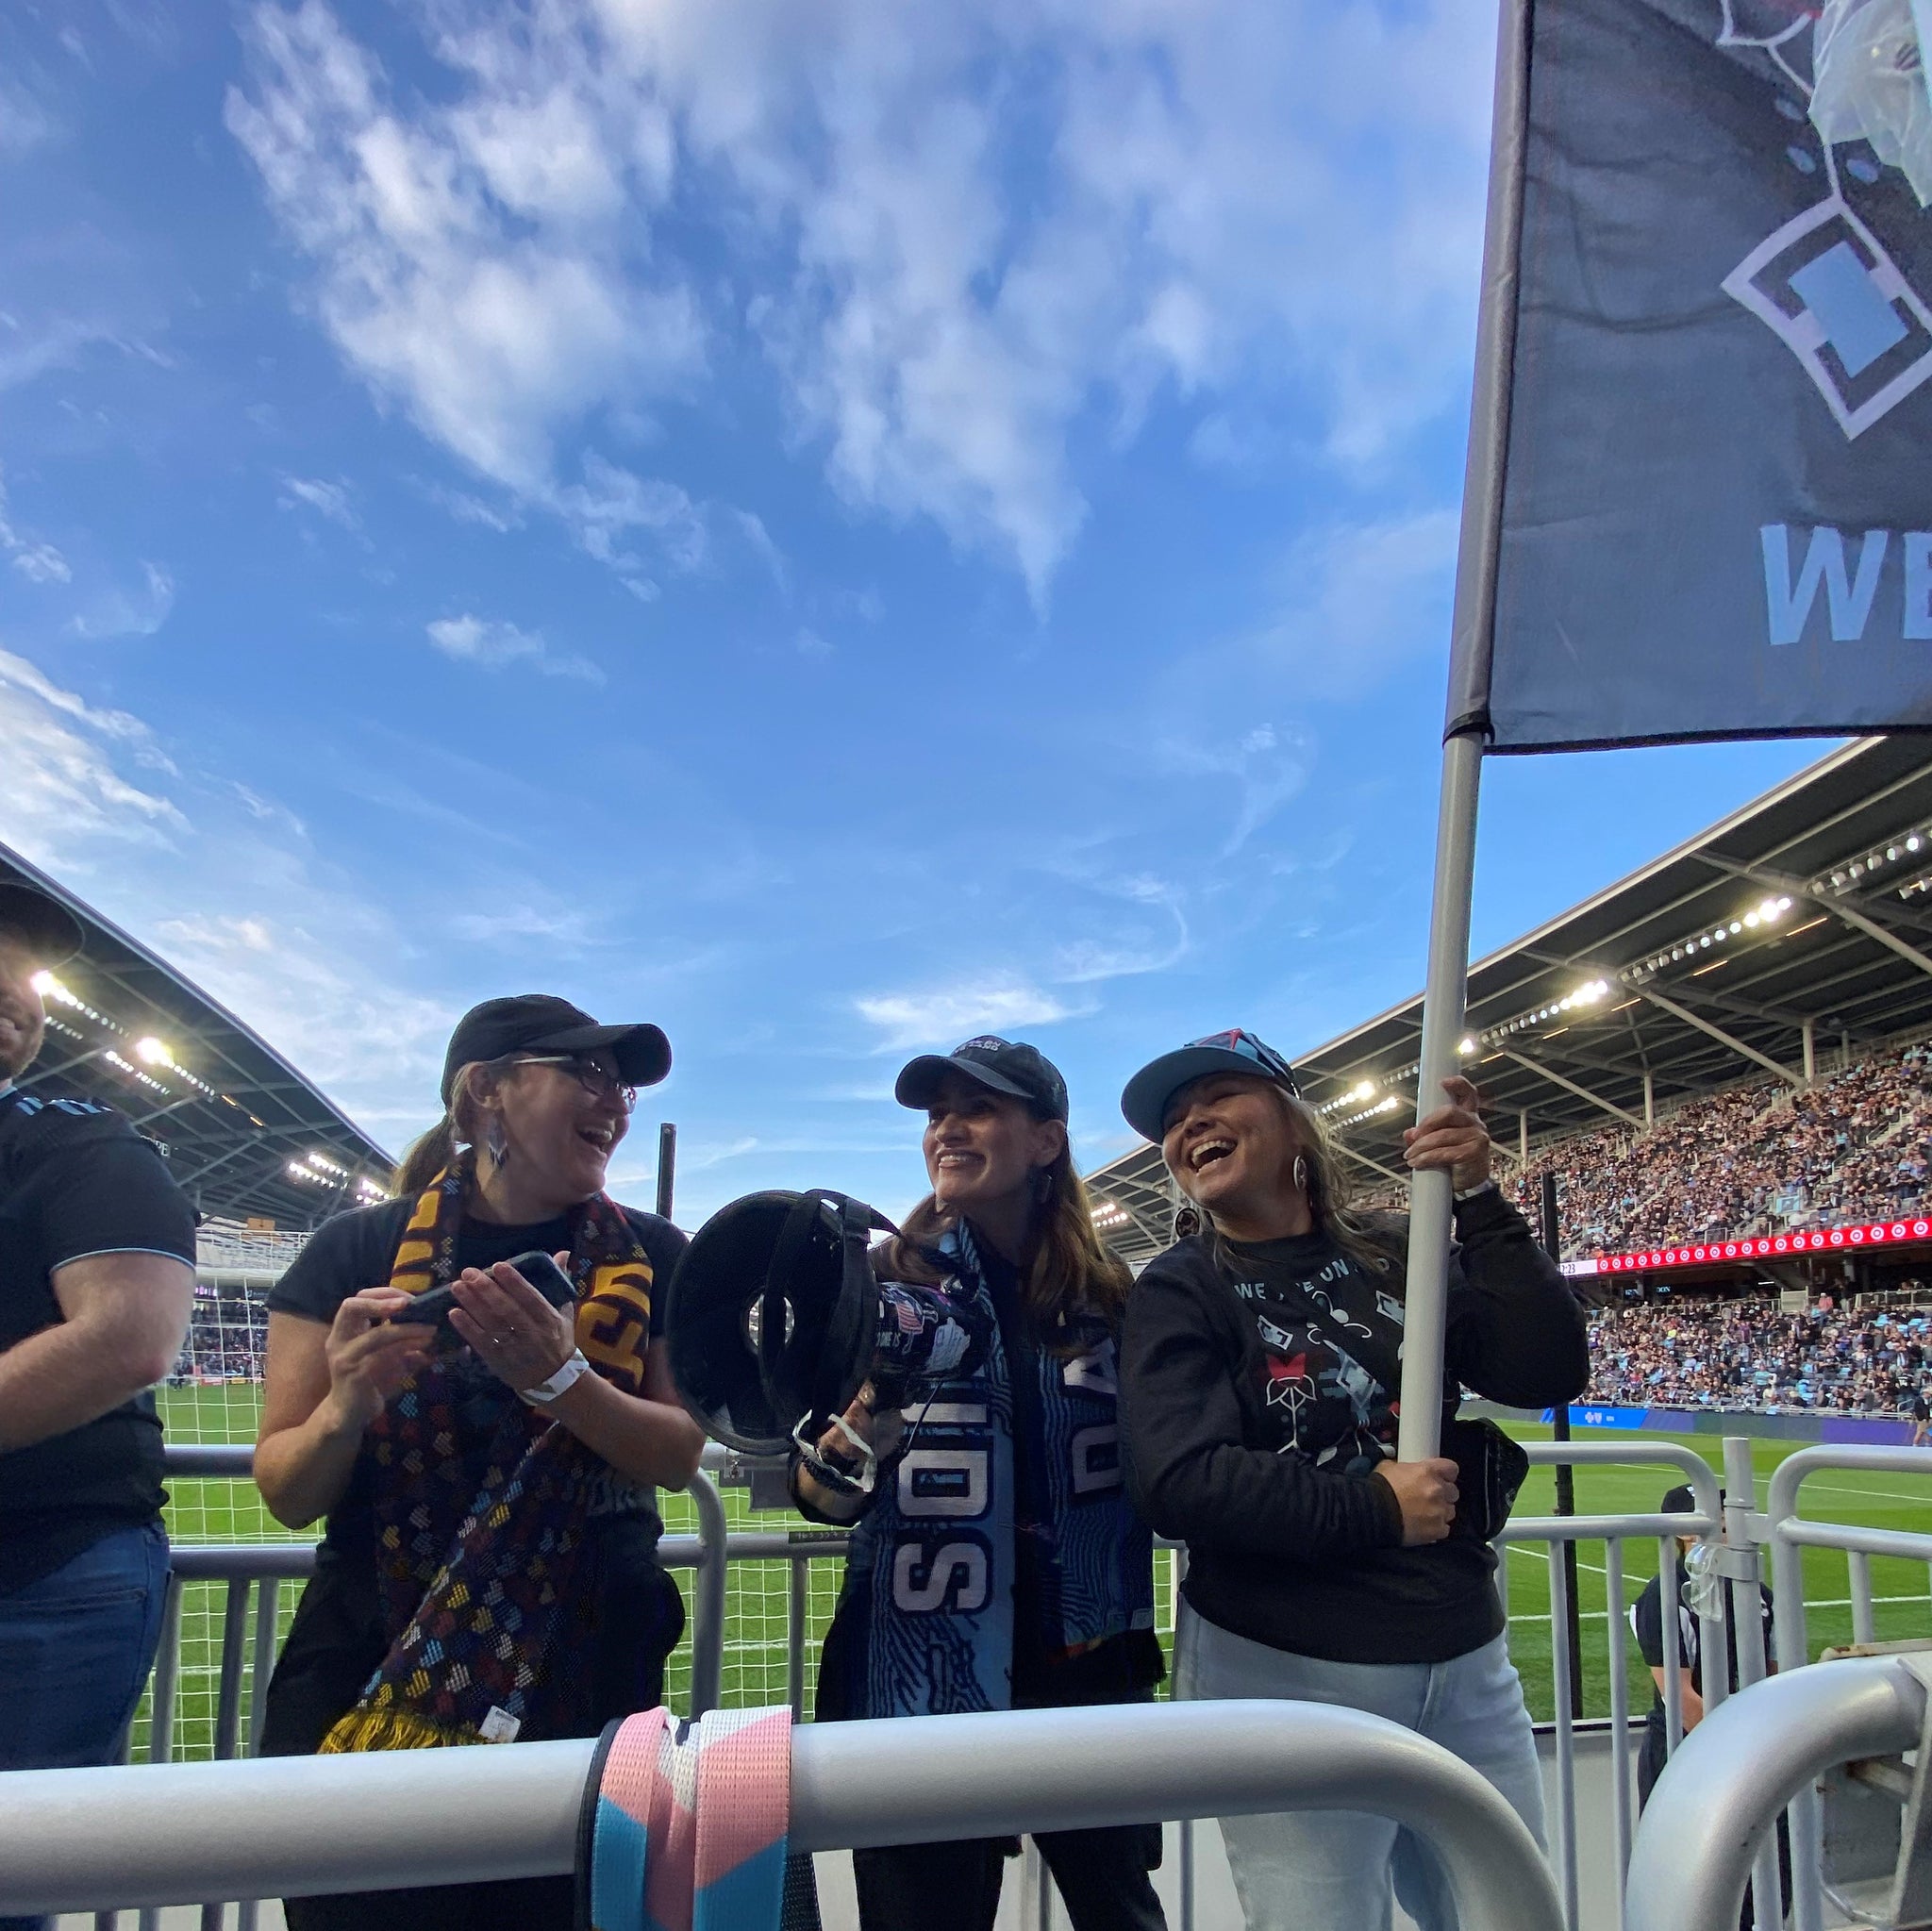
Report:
1394,0,1534,1463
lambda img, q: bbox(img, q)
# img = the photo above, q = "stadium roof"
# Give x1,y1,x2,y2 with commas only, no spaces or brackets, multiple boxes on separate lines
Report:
3,839,392,1226
1088,736,1932,1266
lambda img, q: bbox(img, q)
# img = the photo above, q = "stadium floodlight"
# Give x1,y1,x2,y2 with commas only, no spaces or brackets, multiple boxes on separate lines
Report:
135,1037,173,1068
1355,1078,1376,1097
1457,1038,1476,1056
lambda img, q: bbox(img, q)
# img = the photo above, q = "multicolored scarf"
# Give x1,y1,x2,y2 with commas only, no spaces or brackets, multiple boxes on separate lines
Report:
841,1223,1155,1720
320,1153,658,1754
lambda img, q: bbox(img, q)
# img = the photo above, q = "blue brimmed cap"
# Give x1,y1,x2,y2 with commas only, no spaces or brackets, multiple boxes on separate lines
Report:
1120,1028,1301,1143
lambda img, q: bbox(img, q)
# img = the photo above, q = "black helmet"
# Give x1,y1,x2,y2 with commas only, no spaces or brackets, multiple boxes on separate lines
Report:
665,1190,892,1454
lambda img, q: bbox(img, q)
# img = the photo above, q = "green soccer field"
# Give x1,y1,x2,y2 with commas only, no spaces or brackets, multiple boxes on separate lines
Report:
145,1390,1932,1760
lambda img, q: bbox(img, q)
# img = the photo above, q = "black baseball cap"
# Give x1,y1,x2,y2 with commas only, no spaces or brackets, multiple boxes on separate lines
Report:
894,1036,1070,1123
0,884,84,967
1121,1028,1302,1143
441,994,671,1105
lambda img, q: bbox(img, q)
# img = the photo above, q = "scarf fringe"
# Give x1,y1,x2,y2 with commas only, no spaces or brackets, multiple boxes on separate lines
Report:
319,1706,485,1754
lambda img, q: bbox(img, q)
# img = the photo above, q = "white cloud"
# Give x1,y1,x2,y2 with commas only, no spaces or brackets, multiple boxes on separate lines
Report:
855,974,1085,1050
0,641,452,1144
228,0,1491,603
0,466,71,585
225,1,701,498
280,474,360,530
1246,508,1463,699
425,612,604,682
67,561,175,640
0,647,184,852
0,78,60,158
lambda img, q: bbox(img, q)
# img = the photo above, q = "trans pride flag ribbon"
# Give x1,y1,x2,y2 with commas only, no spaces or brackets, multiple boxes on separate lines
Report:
579,1705,792,1931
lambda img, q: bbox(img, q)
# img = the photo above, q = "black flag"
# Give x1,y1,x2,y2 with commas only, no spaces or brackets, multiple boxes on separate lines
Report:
1454,0,1932,751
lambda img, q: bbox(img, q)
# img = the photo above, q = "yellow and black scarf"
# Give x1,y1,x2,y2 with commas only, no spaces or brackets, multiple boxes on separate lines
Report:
321,1152,658,1753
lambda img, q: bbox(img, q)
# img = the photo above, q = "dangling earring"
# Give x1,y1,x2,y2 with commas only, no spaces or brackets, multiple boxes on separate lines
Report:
1292,1153,1309,1195
1034,1165,1054,1205
485,1116,510,1171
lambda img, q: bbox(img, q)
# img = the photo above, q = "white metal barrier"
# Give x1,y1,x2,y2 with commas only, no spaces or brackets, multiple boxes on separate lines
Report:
1624,1655,1929,1931
0,1702,1562,1931
32,1437,1932,1931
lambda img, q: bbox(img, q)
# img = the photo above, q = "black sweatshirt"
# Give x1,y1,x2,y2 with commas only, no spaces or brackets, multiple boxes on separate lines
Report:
1120,1187,1588,1665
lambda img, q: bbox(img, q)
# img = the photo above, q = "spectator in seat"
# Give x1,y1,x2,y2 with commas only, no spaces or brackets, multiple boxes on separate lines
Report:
0,885,197,1931
1118,1030,1588,1931
254,996,705,1931
792,1037,1167,1931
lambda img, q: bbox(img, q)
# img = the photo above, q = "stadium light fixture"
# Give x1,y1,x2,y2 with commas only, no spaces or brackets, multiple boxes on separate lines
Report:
135,1037,173,1067
1457,1038,1476,1056
1354,1079,1376,1098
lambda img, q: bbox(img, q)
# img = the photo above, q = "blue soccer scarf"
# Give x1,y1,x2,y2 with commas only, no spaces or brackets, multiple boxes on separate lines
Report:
843,1222,1155,1720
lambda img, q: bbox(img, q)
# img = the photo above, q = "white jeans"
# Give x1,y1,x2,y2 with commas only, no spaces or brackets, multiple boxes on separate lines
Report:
1174,1608,1546,1931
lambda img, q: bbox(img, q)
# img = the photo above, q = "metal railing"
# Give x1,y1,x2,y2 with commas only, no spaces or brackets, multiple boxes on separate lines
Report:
1764,1446,1932,1931
0,1701,1562,1931
1624,1654,1929,1931
1497,1441,1725,1931
36,1436,1932,1931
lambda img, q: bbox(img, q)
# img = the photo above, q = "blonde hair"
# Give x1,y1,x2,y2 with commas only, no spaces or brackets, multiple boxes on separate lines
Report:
1172,1081,1402,1275
874,1141,1133,1341
390,1057,521,1197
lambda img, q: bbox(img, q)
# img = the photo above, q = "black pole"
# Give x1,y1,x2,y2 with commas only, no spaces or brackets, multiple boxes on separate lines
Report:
1539,1171,1585,1720
655,1122,676,1221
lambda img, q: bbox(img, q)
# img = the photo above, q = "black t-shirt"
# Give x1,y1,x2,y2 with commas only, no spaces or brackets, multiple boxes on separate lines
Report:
259,1196,687,1753
1632,1558,1775,1731
0,1086,198,1593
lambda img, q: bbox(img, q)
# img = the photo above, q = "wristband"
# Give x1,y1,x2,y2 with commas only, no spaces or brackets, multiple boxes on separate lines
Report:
521,1348,591,1406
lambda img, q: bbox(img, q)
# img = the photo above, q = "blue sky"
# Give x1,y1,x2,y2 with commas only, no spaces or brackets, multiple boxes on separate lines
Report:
0,0,1824,1224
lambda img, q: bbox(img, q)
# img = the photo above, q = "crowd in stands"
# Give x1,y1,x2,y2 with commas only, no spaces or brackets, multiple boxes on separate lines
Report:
169,1298,267,1382
1506,1040,1932,1258
1585,1293,1932,1415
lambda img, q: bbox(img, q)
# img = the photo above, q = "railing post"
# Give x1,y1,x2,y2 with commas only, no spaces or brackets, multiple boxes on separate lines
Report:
683,1469,728,1718
1604,1537,1633,1914
1546,1545,1579,1931
788,1555,808,1723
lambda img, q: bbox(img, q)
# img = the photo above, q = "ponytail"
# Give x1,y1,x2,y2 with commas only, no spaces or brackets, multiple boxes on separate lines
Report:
389,1058,493,1197
391,1116,458,1197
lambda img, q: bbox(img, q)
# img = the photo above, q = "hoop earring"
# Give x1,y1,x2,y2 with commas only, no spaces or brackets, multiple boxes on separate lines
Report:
1292,1154,1309,1195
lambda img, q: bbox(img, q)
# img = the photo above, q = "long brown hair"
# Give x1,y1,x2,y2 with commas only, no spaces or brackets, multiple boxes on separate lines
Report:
390,1058,514,1197
874,1141,1133,1340
1178,1083,1402,1277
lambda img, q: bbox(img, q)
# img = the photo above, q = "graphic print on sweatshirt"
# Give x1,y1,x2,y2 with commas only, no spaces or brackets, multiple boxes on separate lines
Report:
1226,1244,1406,1476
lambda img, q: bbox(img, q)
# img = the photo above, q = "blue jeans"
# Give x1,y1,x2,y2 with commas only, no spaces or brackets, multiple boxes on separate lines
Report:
0,1523,170,1931
1174,1609,1546,1931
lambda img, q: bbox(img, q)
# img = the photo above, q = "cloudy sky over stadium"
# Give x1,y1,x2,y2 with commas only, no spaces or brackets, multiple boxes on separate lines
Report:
0,0,1825,1221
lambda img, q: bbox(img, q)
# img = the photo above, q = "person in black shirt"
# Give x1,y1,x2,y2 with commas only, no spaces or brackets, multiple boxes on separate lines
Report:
791,1037,1166,1931
1117,1028,1587,1931
254,995,706,1931
0,884,197,1931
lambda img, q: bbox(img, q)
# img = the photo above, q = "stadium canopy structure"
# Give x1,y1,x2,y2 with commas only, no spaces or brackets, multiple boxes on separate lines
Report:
1088,736,1932,1273
3,838,391,1228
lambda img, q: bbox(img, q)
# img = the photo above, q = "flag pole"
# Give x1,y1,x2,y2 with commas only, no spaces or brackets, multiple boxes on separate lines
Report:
1395,0,1534,1462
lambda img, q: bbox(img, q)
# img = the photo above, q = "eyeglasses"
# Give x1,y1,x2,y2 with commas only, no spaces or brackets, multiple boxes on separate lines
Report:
511,1055,638,1111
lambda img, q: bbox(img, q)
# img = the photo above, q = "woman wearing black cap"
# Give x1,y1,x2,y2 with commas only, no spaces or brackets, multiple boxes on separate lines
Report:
792,1036,1167,1931
253,995,706,1931
1116,1030,1588,1931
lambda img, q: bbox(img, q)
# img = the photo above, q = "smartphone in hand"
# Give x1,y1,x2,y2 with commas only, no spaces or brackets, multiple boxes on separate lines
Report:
390,1250,577,1326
